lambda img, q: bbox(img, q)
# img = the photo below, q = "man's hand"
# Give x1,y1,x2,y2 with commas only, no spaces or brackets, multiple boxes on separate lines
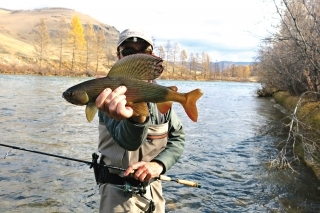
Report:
95,86,134,120
124,161,164,182
95,86,147,123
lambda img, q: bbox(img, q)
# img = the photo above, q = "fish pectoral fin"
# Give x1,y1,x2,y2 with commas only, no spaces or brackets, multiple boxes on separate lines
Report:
127,102,149,117
85,102,98,122
157,102,173,114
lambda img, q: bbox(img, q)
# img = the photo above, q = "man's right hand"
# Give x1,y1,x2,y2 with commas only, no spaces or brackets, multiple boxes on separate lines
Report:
95,86,134,120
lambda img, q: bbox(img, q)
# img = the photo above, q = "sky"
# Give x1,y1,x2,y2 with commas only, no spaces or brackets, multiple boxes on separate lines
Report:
1,0,279,62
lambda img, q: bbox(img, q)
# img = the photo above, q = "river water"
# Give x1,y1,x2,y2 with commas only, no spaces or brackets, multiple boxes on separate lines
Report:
0,74,319,213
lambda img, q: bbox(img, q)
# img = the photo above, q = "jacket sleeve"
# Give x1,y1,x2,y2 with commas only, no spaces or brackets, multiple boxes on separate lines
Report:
152,108,185,173
98,111,150,151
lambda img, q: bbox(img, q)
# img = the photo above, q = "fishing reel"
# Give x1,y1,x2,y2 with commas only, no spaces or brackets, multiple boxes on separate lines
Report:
122,182,146,195
123,182,155,212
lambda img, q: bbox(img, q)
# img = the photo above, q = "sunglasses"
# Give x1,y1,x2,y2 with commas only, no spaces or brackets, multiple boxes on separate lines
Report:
119,47,152,56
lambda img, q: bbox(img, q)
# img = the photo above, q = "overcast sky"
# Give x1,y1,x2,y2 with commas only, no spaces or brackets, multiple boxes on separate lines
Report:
1,0,279,62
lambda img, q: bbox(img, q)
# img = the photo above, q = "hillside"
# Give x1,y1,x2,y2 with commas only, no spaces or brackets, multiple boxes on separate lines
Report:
0,8,119,68
0,7,255,80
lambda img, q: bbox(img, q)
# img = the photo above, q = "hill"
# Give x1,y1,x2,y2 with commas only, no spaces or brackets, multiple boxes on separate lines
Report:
0,7,119,70
212,61,252,68
0,7,254,79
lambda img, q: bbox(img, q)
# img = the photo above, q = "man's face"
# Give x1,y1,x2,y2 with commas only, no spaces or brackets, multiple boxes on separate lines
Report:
118,40,152,59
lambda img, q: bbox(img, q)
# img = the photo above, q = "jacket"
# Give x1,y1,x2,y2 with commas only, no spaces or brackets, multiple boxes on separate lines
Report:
98,103,185,173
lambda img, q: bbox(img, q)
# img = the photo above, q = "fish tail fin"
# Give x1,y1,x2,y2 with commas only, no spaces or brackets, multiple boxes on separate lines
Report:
183,89,203,122
86,103,98,122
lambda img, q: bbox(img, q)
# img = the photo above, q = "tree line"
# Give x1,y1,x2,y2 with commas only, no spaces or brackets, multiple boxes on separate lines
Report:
154,40,253,81
256,0,320,99
32,15,116,76
2,14,254,81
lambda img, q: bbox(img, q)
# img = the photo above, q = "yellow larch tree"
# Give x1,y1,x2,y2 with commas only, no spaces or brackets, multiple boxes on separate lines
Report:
69,15,86,71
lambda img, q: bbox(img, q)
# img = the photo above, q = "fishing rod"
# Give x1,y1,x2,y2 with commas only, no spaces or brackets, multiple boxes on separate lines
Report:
0,143,201,188
1,143,122,171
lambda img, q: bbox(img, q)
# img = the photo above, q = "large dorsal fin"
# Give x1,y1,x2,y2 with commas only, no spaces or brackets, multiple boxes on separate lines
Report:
107,54,164,80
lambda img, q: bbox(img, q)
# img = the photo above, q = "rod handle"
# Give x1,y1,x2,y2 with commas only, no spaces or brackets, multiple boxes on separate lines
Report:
159,175,201,188
176,179,201,188
158,175,172,181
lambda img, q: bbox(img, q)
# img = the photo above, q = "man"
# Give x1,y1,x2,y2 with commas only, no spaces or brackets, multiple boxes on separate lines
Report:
95,29,186,212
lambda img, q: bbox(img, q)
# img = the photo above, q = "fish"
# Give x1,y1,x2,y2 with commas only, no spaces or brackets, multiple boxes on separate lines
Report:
62,54,203,122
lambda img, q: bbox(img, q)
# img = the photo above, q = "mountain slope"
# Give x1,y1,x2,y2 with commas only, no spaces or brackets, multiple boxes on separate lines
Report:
0,8,119,66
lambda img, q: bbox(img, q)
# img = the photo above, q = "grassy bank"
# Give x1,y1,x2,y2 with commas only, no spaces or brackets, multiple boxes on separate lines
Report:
272,91,320,180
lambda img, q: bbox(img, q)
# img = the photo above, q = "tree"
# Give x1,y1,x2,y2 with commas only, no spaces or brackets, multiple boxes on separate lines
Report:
242,66,251,79
180,49,188,66
172,42,180,75
213,61,221,79
106,46,116,66
93,29,106,72
152,36,157,53
165,40,172,73
69,15,86,71
201,52,211,79
258,0,320,98
180,49,188,76
189,52,196,78
84,22,95,71
156,45,165,59
33,18,50,71
56,17,68,71
195,53,201,79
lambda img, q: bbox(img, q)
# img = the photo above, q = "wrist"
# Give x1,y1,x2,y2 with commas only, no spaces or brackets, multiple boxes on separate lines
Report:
152,161,164,174
129,116,147,124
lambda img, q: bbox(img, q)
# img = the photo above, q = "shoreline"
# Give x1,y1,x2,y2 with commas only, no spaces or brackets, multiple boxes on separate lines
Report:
272,91,320,180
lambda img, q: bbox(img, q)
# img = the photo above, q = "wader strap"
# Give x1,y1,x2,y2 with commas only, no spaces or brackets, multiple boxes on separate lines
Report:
146,133,168,140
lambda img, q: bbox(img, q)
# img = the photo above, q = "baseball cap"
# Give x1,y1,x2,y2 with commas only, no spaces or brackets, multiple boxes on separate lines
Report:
117,29,153,49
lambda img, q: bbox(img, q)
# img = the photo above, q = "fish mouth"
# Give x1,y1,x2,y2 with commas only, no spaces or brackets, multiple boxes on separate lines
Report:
62,91,74,104
155,60,164,75
62,91,69,99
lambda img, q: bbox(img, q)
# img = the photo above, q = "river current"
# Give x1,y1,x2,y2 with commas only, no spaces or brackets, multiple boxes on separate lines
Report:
0,75,319,213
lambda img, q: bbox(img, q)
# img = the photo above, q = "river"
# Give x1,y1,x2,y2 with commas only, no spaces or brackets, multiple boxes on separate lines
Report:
0,75,319,213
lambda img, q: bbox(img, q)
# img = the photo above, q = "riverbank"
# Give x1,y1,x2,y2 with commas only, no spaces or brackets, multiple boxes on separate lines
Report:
272,91,320,180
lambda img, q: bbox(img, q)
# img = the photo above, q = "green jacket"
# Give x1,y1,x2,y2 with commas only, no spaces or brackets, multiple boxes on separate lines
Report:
98,103,185,173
